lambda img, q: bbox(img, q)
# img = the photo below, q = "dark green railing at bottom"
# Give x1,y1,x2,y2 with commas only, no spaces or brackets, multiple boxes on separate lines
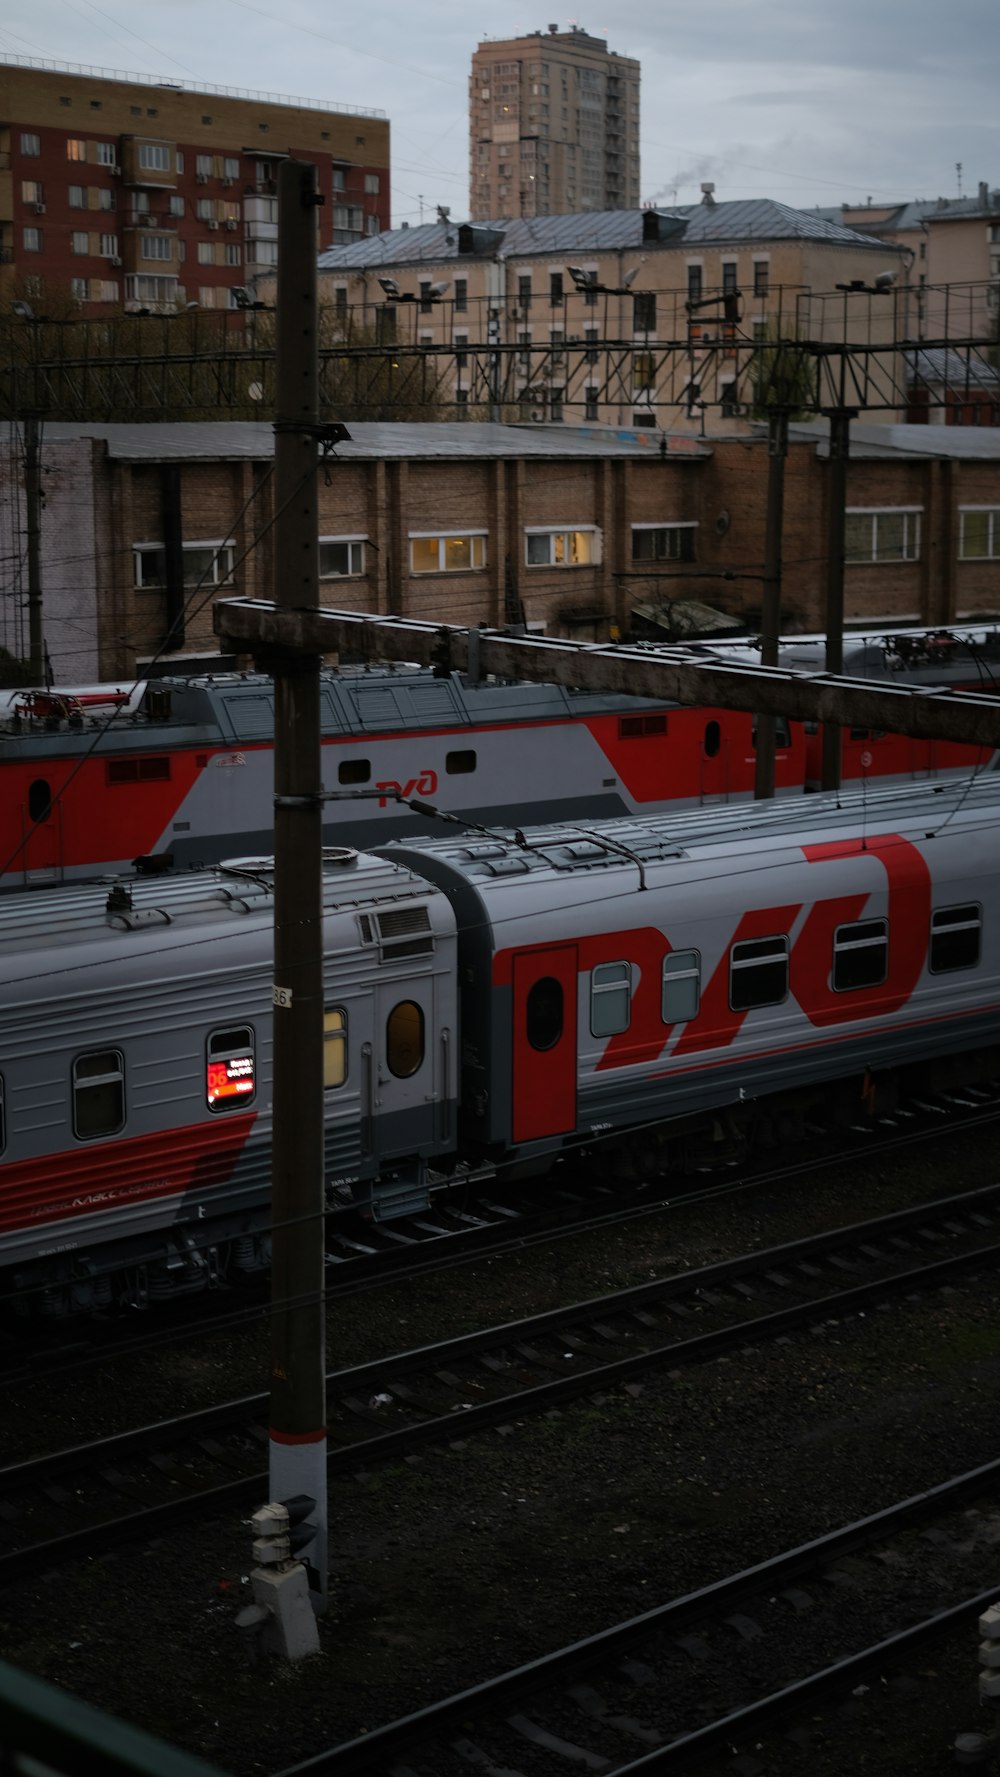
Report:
0,1659,230,1777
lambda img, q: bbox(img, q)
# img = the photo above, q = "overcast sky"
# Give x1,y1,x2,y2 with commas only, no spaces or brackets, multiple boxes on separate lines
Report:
2,0,997,224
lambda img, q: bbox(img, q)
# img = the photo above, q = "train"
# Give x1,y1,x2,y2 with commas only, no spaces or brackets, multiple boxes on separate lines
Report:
3,769,1000,1316
2,620,999,890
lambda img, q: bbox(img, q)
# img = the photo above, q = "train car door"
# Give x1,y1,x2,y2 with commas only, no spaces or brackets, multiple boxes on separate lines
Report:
372,977,440,1157
19,778,62,883
511,946,578,1144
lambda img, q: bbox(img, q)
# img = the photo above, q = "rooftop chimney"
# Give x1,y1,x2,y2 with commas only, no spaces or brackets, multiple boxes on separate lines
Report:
700,182,716,206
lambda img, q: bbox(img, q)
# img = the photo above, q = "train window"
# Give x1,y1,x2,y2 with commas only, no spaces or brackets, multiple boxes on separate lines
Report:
662,950,701,1024
338,757,370,785
526,976,564,1051
206,1026,255,1111
386,1001,424,1078
703,721,721,758
930,904,981,973
619,714,668,739
751,716,792,748
729,936,788,1011
73,1049,125,1139
106,757,171,785
833,919,888,991
28,778,51,821
0,1074,4,1155
591,962,631,1036
446,750,477,775
324,1009,348,1088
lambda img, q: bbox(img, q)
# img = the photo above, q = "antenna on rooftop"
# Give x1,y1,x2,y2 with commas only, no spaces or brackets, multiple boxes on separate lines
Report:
956,161,963,197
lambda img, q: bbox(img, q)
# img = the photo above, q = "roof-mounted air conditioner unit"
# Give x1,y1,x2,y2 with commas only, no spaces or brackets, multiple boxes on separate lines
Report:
225,219,238,230
196,172,208,184
33,202,46,214
111,255,122,266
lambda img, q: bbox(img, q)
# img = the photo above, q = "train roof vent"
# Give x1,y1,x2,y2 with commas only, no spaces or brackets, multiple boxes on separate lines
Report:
376,904,433,959
480,856,530,877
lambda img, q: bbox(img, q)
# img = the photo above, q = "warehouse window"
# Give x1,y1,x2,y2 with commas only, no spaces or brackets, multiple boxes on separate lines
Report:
930,903,981,973
525,527,601,567
319,537,365,578
959,509,1000,560
730,935,788,1010
833,918,888,991
591,961,631,1036
409,532,487,574
73,1049,125,1139
662,950,701,1023
845,509,921,563
324,1009,348,1088
206,1026,255,1112
134,541,234,588
386,1001,424,1078
631,524,696,563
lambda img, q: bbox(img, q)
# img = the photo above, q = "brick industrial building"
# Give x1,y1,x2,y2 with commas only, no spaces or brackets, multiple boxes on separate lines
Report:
2,418,997,683
470,25,640,220
0,57,390,315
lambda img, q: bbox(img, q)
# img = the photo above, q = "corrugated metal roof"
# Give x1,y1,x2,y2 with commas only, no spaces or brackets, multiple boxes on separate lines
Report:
39,419,712,462
907,347,1000,389
317,200,897,272
785,419,1000,461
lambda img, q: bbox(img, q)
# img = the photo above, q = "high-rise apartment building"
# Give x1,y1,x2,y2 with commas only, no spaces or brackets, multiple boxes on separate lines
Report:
470,26,640,220
0,58,390,315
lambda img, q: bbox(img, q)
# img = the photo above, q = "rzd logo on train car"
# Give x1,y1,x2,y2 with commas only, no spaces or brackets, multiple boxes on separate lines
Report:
376,769,438,809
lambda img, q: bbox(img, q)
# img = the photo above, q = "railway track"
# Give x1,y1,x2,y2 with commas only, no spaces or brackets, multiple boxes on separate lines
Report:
4,1181,1000,1583
273,1460,1000,1776
7,1081,1000,1385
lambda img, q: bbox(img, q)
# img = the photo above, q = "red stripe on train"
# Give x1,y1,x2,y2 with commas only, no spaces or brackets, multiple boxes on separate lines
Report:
0,1112,257,1234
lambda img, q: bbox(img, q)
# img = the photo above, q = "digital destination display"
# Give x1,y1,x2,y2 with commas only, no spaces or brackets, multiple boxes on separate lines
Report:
207,1054,255,1106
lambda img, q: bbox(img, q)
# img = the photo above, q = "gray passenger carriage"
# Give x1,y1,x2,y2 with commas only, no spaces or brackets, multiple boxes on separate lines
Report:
0,851,458,1313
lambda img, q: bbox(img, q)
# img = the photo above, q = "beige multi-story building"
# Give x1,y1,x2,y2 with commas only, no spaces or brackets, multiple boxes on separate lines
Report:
820,183,1000,342
469,26,640,220
306,196,908,436
0,57,390,315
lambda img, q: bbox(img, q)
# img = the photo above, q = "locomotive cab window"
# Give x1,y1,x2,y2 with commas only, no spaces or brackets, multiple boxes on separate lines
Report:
730,936,788,1011
751,716,791,749
663,950,701,1024
833,918,888,991
386,1000,424,1078
73,1049,125,1139
526,976,564,1051
930,904,981,973
590,961,631,1036
703,721,721,758
324,1008,348,1088
446,750,477,775
206,1026,255,1111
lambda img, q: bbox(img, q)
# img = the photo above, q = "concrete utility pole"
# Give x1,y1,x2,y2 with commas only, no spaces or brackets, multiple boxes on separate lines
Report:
753,409,788,801
23,414,44,684
215,604,1000,751
820,408,857,791
265,157,328,1612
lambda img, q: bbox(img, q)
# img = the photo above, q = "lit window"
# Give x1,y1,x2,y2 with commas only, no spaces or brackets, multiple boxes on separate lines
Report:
386,1001,424,1078
409,533,487,574
324,1009,348,1088
525,527,600,567
206,1027,255,1111
66,139,88,162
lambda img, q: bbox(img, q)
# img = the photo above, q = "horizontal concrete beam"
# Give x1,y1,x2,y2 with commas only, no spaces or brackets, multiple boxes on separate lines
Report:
214,599,1000,749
